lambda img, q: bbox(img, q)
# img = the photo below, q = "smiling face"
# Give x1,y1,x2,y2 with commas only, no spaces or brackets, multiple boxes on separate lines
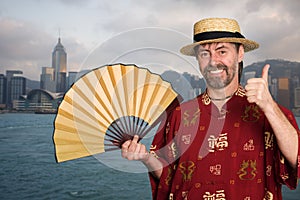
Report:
196,42,244,90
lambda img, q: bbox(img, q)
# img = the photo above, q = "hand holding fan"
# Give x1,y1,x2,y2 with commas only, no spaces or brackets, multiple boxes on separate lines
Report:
53,63,180,162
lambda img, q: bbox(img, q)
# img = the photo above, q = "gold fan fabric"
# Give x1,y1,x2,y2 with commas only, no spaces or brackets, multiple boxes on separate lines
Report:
53,64,178,162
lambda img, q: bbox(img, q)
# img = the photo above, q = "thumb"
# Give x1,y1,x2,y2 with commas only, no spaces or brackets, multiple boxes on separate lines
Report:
262,64,270,83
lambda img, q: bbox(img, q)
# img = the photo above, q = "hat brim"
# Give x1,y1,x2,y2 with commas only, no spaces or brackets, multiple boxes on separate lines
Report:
180,38,259,56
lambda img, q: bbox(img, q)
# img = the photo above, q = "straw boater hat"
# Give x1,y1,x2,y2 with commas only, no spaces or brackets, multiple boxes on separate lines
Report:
180,18,259,56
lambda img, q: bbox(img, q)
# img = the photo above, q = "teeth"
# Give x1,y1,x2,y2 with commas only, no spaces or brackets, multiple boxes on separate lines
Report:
210,69,223,74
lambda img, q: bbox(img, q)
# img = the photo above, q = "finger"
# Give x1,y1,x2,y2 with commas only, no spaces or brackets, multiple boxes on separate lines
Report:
247,96,258,104
245,90,257,98
132,135,139,143
121,140,131,157
140,144,147,154
133,143,142,160
245,82,257,91
246,77,265,84
128,135,139,152
134,143,141,154
261,64,270,83
122,140,130,150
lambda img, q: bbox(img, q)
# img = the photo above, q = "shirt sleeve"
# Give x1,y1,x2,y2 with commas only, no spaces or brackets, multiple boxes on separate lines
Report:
148,107,181,200
274,105,300,190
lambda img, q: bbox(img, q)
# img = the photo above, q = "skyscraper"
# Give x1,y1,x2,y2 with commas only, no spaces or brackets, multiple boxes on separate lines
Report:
6,70,24,108
10,75,26,104
40,67,56,92
52,37,67,93
0,74,7,107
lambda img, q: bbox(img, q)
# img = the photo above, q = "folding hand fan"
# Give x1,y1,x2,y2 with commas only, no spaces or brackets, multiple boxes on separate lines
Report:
53,63,180,162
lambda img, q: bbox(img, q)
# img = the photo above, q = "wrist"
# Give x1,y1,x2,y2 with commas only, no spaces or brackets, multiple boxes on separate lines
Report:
261,99,276,114
141,152,151,164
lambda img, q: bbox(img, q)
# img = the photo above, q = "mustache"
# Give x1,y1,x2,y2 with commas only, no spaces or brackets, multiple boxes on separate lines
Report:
204,64,228,73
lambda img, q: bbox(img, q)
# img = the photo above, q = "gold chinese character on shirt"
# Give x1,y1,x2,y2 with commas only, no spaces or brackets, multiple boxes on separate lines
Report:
243,139,255,151
264,132,274,150
209,164,222,175
168,142,178,159
203,189,226,200
208,133,228,152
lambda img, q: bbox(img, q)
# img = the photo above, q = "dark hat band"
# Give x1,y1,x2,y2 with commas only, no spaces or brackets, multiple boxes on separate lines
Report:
194,31,245,42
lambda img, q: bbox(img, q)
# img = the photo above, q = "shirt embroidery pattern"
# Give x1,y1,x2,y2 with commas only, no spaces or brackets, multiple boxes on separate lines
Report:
235,85,246,97
149,145,159,158
266,165,272,176
179,161,196,181
165,166,173,186
182,134,191,145
263,191,273,200
237,160,257,180
183,108,201,127
202,92,211,105
242,105,261,122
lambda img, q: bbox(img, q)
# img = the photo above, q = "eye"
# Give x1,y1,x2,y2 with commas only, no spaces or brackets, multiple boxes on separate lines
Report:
219,50,227,56
198,51,210,59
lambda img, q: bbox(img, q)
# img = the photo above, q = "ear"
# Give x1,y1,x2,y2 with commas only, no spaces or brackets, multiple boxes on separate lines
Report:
238,45,245,63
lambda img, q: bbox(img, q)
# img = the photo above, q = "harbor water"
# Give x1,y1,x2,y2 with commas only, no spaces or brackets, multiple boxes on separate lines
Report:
0,113,299,199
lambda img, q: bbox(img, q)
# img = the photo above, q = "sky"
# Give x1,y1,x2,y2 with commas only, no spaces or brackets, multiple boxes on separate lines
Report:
0,0,299,80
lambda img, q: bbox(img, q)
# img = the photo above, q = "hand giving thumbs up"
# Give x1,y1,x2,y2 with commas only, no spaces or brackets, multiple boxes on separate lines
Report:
245,64,275,112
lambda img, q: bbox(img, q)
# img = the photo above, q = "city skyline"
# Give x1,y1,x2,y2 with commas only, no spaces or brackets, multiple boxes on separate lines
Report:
0,0,300,81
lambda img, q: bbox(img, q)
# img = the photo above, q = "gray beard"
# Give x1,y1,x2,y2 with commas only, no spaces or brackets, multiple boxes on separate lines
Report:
203,64,236,89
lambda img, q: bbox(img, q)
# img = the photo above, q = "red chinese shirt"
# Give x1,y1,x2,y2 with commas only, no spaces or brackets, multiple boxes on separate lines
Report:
149,86,300,200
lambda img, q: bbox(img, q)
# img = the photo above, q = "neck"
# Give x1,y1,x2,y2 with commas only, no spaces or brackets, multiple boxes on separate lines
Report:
207,83,238,99
206,82,239,110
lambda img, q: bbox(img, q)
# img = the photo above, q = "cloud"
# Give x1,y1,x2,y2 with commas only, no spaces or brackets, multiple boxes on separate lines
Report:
0,17,54,79
0,0,299,80
0,17,89,80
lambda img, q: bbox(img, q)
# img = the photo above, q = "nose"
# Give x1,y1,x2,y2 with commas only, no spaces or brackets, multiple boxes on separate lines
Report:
209,52,220,66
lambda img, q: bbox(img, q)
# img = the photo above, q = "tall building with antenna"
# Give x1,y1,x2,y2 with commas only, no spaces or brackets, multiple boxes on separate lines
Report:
52,36,67,92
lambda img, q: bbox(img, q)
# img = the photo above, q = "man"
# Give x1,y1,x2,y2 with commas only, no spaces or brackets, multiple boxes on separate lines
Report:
121,18,300,199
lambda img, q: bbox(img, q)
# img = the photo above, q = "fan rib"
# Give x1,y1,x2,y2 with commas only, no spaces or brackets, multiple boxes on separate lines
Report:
131,67,139,135
106,66,130,136
143,78,163,123
135,72,151,136
120,65,133,136
93,69,126,137
107,65,125,116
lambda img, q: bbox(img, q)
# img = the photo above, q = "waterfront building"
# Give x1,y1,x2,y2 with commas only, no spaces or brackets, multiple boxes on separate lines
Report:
0,74,7,108
277,78,290,109
40,67,56,92
10,75,26,104
5,70,25,108
67,71,79,88
295,88,300,108
16,89,63,112
52,37,67,93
